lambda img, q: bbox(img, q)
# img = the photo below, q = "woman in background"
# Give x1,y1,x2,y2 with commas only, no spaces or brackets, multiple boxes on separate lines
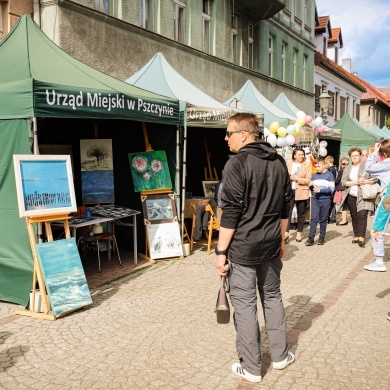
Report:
340,148,376,247
287,148,312,242
335,157,349,225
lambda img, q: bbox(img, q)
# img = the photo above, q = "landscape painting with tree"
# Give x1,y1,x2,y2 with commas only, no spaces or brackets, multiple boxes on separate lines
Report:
128,150,172,192
80,139,114,203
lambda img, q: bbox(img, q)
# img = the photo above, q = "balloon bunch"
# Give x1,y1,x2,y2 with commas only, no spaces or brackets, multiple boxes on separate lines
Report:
263,111,328,157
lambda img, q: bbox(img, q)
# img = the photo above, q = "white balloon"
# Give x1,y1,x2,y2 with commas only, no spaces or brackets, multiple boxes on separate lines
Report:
285,134,295,146
264,128,270,137
276,137,286,147
294,123,302,131
267,134,277,147
304,146,310,154
287,124,296,135
296,110,306,118
319,140,328,147
314,116,323,127
319,146,327,157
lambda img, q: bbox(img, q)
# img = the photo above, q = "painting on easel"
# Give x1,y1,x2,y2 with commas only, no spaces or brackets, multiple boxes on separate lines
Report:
13,155,77,217
141,193,177,224
80,139,114,203
147,222,183,260
128,151,172,192
202,181,219,199
35,238,92,316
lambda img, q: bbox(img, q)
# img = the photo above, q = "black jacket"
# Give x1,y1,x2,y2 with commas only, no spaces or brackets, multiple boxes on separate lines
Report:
220,140,292,265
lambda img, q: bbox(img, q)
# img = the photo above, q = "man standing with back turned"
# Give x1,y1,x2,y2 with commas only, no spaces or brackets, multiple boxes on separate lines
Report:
215,113,294,383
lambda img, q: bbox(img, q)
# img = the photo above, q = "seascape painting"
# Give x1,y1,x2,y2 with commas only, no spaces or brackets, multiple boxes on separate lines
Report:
147,222,183,260
13,155,77,217
141,193,177,224
128,150,172,192
35,238,92,316
80,139,114,203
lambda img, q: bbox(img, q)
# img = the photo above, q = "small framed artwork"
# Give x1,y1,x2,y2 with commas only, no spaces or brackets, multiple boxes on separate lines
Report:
141,193,177,224
147,222,183,260
13,155,77,218
202,180,219,199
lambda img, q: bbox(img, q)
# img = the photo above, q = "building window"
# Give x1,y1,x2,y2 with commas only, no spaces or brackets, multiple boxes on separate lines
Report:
232,13,239,64
268,35,274,77
334,91,339,120
334,47,338,64
174,1,185,43
346,96,350,114
0,3,3,39
248,23,254,70
323,37,327,56
294,0,301,20
292,49,297,86
94,0,121,18
304,0,310,27
281,43,286,82
202,0,211,53
302,54,307,89
139,0,157,31
352,99,356,117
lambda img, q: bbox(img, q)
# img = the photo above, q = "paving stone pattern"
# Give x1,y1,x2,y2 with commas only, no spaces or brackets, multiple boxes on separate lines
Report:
0,221,389,389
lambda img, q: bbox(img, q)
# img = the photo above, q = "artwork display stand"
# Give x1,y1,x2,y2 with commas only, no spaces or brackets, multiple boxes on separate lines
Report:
15,214,88,321
204,140,218,181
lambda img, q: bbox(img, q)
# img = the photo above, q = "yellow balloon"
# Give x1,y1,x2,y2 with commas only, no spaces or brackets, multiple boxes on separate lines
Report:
296,117,306,127
293,130,300,136
277,127,287,137
269,122,280,134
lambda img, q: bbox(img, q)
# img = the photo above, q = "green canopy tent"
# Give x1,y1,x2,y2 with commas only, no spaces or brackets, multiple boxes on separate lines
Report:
272,92,302,118
332,113,376,156
0,15,180,305
225,80,296,128
368,124,390,139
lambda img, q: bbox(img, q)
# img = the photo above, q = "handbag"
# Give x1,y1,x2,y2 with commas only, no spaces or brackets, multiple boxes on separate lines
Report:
383,195,390,211
360,183,381,200
215,275,230,324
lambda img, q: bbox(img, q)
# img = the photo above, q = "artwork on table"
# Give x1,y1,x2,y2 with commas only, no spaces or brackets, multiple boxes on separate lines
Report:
89,204,140,219
128,150,172,192
147,222,183,260
141,193,177,224
80,139,114,203
202,181,219,199
35,238,92,316
13,155,77,218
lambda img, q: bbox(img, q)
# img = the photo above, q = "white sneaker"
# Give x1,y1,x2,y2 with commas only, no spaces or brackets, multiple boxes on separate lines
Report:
231,363,261,383
273,351,295,370
364,261,387,272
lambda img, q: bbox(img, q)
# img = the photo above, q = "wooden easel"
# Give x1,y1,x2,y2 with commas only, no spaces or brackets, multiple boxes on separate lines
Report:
15,214,72,321
204,140,218,180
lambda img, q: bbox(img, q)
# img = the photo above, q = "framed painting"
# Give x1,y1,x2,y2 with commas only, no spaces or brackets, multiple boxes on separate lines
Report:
39,144,74,175
202,181,219,199
141,193,177,224
80,139,114,203
147,222,183,260
128,150,172,192
13,155,77,218
35,238,92,316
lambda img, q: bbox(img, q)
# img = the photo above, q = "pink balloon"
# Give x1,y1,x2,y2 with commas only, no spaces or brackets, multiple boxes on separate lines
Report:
305,115,313,125
316,126,325,134
294,136,301,144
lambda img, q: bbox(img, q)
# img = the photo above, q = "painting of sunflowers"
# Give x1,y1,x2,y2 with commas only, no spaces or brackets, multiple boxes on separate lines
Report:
128,150,172,192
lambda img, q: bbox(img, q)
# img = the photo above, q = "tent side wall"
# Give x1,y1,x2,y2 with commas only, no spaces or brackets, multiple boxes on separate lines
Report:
0,119,33,305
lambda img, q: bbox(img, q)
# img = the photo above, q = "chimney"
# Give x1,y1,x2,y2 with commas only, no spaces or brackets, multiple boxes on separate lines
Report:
342,58,352,73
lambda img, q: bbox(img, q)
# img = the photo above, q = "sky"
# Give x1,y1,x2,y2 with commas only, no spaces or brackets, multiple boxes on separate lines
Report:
316,0,390,88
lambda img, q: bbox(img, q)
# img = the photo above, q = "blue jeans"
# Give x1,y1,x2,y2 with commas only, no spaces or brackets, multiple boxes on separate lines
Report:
309,196,332,239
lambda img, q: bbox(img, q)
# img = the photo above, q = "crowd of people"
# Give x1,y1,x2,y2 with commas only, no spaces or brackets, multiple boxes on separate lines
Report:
214,113,389,383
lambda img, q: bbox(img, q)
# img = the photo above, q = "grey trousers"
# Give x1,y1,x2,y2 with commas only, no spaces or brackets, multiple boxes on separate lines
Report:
228,258,288,376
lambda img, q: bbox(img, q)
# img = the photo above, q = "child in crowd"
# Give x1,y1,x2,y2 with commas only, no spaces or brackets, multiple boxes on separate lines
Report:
325,155,337,223
305,157,335,246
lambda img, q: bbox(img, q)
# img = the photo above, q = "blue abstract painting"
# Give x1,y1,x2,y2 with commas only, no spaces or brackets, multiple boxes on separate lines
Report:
20,160,72,211
35,238,92,316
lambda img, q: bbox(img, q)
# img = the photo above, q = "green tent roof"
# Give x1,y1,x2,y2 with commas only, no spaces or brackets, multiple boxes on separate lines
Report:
332,112,376,147
273,92,302,118
0,15,180,124
225,80,296,128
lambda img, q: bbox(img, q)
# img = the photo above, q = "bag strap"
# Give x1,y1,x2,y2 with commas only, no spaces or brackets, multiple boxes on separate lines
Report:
221,259,231,293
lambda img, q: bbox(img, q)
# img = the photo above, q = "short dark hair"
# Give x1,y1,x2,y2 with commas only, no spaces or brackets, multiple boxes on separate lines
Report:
228,113,259,140
348,147,362,156
292,148,305,161
379,140,390,158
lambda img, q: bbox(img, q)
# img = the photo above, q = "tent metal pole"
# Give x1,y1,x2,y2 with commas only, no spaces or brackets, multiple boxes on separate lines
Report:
32,117,43,243
181,112,187,242
175,124,180,230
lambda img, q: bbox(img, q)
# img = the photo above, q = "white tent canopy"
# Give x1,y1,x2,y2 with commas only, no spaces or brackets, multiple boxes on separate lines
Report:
273,92,302,118
126,52,237,128
225,80,296,128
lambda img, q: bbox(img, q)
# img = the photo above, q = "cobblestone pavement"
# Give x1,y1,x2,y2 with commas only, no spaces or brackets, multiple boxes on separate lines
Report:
1,220,389,389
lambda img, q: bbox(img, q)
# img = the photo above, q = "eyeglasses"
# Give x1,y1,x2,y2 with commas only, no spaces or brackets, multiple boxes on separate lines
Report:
350,154,360,158
341,162,348,165
225,130,247,138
